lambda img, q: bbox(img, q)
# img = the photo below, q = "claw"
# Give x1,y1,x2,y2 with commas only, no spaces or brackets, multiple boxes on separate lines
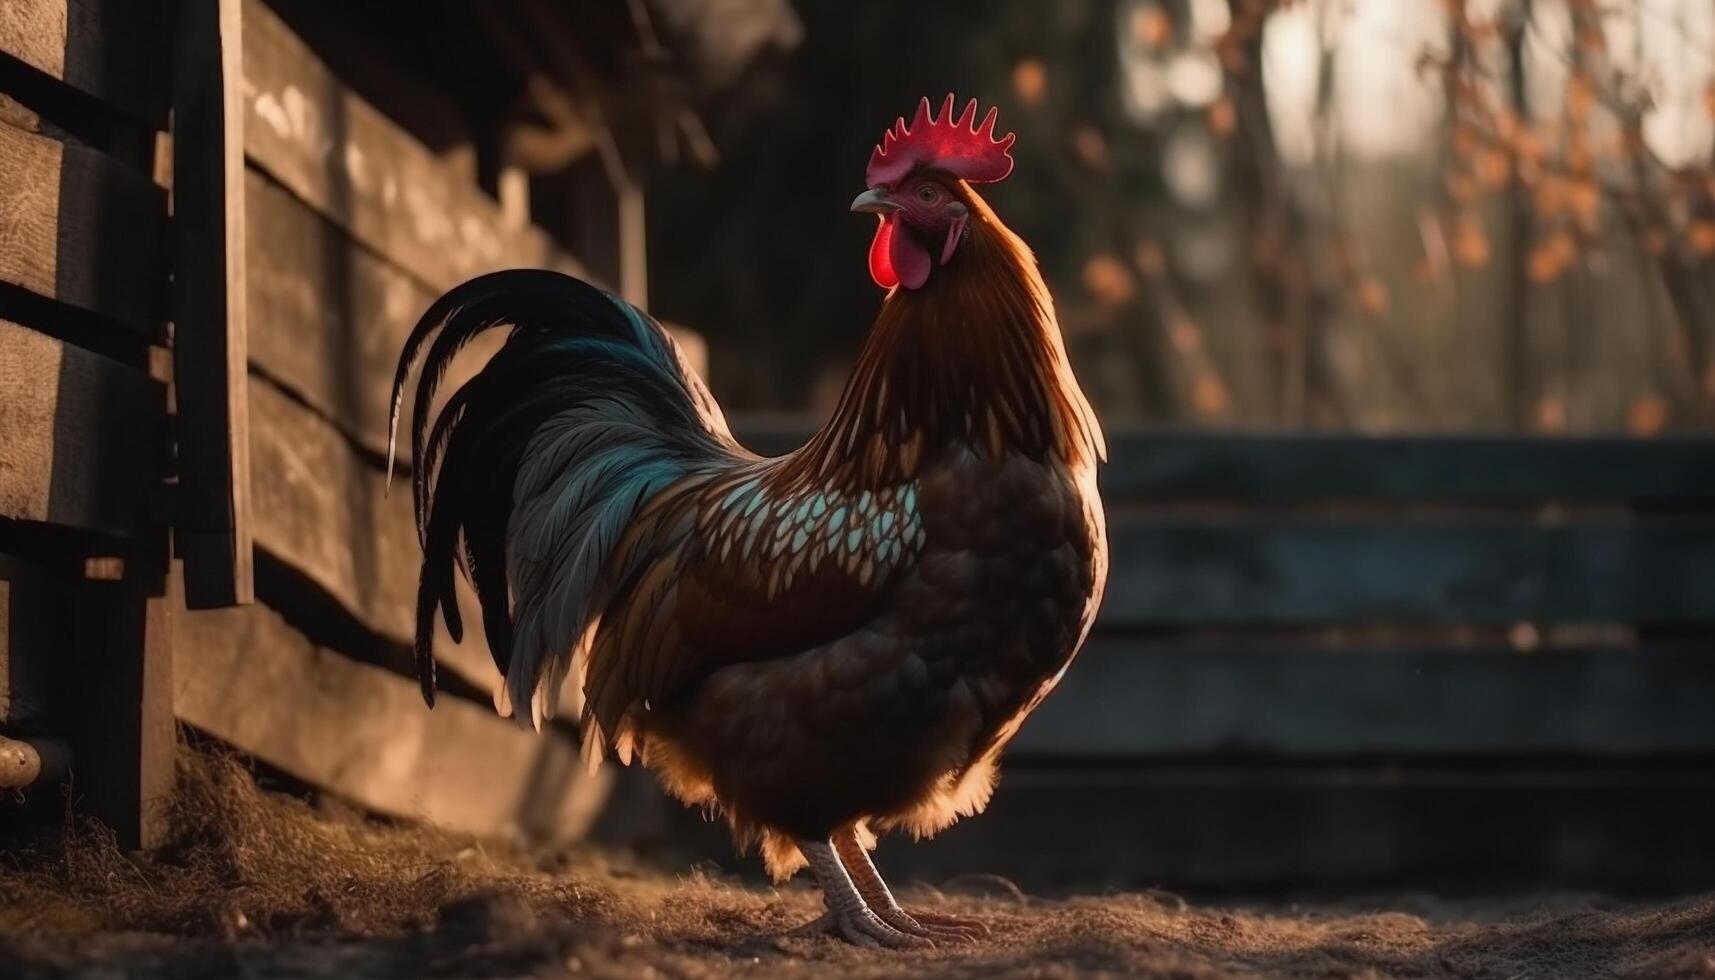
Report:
790,908,934,949
873,905,989,943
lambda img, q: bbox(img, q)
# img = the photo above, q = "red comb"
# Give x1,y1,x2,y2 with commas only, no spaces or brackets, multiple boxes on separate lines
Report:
866,94,1016,188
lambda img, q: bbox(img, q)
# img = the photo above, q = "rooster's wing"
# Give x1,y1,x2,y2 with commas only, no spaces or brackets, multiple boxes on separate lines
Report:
576,466,926,759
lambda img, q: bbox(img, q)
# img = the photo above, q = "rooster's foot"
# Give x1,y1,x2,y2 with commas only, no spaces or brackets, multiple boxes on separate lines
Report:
829,827,989,943
880,907,990,942
797,837,934,949
789,907,932,949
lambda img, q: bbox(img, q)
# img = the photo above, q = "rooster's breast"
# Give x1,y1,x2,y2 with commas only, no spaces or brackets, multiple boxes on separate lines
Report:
655,446,1105,842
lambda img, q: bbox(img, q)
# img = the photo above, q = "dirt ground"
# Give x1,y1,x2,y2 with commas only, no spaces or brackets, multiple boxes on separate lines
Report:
2,752,1712,980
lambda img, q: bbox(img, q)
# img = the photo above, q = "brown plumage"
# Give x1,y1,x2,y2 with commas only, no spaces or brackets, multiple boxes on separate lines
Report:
391,96,1106,947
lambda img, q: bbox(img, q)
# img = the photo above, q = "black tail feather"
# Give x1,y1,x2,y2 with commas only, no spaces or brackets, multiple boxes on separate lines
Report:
388,270,721,709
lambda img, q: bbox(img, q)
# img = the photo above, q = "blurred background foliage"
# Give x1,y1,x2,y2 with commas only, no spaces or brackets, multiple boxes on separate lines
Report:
646,0,1715,434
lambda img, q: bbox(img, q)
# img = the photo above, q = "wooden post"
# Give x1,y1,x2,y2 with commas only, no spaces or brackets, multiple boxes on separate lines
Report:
172,0,252,608
62,560,175,849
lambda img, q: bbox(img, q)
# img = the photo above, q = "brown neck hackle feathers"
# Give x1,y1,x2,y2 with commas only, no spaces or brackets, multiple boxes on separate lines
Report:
783,182,1105,491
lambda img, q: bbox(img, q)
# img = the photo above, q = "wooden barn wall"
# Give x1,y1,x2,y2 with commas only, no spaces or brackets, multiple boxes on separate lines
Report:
164,0,608,841
0,0,175,848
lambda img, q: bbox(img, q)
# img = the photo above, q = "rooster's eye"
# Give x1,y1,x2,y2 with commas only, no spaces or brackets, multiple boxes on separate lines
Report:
915,185,939,204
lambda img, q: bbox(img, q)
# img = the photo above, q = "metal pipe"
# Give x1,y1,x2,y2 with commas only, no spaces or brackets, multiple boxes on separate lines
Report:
0,734,72,790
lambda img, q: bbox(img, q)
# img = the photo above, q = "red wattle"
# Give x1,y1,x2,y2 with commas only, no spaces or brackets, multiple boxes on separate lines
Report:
868,214,899,288
890,216,931,289
868,214,932,291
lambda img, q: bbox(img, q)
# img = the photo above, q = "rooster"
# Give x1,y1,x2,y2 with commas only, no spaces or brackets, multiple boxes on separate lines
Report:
390,95,1107,948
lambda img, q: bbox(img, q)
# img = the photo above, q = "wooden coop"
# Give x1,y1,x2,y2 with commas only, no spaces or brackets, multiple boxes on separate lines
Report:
0,0,792,849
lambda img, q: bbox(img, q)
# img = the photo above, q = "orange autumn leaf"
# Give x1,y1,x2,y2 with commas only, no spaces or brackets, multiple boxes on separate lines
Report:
1527,248,1557,284
1206,97,1237,137
1474,149,1510,188
1628,393,1668,436
1191,373,1231,416
1568,179,1600,231
1133,5,1173,48
1446,171,1478,204
1354,277,1390,317
1535,395,1566,433
1072,127,1110,170
1688,220,1715,256
1012,58,1047,107
1533,176,1565,217
1454,212,1490,267
1566,75,1596,122
1134,241,1167,278
1082,253,1135,306
1512,127,1544,165
1168,317,1202,354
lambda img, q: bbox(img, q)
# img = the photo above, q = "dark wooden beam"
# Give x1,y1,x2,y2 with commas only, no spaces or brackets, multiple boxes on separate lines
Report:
1102,516,1715,626
877,763,1715,894
731,420,1715,505
1015,640,1715,759
172,0,252,608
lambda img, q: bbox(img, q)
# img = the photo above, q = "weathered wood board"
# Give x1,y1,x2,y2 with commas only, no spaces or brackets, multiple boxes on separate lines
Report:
0,120,166,336
175,599,609,840
172,0,252,607
240,0,583,293
0,319,162,538
1013,641,1715,759
245,169,438,460
1102,517,1715,626
882,763,1715,893
734,422,1715,504
0,0,168,128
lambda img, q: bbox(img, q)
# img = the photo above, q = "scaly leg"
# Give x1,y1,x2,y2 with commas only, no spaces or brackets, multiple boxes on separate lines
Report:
832,828,991,942
788,838,931,949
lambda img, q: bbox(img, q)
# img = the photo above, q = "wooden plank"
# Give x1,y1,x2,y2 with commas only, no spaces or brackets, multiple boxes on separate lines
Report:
62,569,174,848
1094,432,1715,504
871,764,1715,893
1102,517,1715,626
0,319,163,538
1014,641,1715,759
0,121,166,335
0,0,169,128
246,376,575,715
246,172,637,459
244,170,437,459
249,373,420,646
174,598,610,840
172,0,252,608
730,420,1715,505
240,0,584,292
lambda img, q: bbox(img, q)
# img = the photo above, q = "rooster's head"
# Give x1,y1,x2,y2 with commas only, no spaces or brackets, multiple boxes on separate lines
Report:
851,94,1016,291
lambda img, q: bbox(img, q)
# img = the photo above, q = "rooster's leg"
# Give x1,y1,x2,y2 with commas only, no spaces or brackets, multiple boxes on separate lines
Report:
832,828,991,942
789,838,931,949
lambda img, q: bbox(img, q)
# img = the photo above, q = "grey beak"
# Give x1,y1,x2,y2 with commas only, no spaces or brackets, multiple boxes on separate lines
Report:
850,188,902,214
